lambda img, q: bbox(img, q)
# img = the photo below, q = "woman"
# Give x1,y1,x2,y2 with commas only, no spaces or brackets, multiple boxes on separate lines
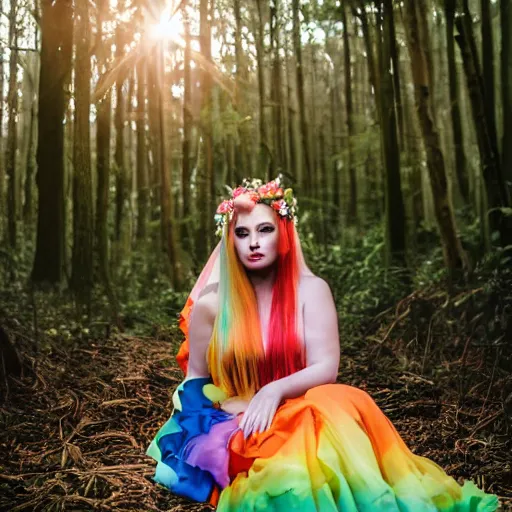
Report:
147,177,498,511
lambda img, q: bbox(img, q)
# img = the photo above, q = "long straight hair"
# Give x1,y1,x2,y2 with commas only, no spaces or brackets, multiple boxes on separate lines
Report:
207,211,305,398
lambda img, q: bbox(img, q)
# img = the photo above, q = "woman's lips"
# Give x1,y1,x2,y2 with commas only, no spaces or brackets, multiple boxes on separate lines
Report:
248,253,264,261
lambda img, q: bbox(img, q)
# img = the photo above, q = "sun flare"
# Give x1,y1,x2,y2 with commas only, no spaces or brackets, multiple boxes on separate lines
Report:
149,9,185,42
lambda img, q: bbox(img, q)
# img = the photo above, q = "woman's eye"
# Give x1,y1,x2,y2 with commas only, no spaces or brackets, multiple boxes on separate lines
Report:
261,226,274,233
235,231,248,238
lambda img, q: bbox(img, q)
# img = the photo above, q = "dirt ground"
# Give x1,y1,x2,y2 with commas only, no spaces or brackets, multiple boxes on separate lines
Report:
1,330,511,511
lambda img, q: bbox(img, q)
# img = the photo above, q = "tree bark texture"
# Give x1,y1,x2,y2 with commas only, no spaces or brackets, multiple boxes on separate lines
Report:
481,0,499,156
455,1,512,245
182,18,193,251
292,0,311,191
96,0,120,324
71,0,94,303
114,1,127,242
136,59,148,240
255,0,271,178
380,0,406,267
404,0,468,272
501,0,512,188
341,3,357,224
32,0,73,284
198,0,214,261
6,0,19,250
445,0,469,203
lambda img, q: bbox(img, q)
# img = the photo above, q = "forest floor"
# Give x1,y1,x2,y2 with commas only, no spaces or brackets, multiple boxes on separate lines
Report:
1,292,511,511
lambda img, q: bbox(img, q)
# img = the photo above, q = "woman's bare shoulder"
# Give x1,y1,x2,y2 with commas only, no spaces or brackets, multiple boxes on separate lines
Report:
299,274,333,298
193,283,219,323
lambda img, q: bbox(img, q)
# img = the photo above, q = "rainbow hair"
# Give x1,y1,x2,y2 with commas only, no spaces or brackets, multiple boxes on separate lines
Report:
207,209,305,399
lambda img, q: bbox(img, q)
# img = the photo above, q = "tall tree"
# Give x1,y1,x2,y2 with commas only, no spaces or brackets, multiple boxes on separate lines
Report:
481,0,498,156
404,0,467,272
6,0,19,251
95,0,119,323
136,59,148,240
341,3,357,224
255,0,272,177
286,32,302,186
380,0,406,266
182,16,193,250
70,0,94,304
388,2,404,150
502,0,512,188
292,0,311,191
456,0,512,246
22,52,38,227
32,0,73,284
197,0,214,261
445,0,469,203
270,0,285,173
155,43,181,289
233,0,251,182
114,0,127,243
0,0,4,242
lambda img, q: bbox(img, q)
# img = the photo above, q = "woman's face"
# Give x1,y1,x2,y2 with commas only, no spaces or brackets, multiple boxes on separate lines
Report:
234,203,279,271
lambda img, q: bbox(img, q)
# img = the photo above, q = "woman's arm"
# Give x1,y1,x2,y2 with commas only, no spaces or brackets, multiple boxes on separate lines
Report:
278,276,340,397
186,293,216,380
240,277,340,437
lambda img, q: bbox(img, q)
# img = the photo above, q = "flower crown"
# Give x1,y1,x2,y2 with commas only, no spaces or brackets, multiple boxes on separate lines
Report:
214,176,298,236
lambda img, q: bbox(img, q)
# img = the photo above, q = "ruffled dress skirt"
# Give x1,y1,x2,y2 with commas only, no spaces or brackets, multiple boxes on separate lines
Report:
147,377,499,511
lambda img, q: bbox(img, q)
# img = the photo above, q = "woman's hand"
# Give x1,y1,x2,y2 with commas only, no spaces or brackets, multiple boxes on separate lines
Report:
239,381,284,438
220,397,250,415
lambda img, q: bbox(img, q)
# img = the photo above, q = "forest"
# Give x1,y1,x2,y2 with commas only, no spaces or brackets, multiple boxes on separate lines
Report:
0,0,511,509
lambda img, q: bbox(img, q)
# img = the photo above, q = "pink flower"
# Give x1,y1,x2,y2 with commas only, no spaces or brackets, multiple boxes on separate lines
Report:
258,180,283,198
272,199,286,211
216,200,234,214
258,184,270,196
247,191,260,203
232,187,247,199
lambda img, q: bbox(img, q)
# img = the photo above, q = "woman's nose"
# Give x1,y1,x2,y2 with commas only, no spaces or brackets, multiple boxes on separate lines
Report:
249,233,260,250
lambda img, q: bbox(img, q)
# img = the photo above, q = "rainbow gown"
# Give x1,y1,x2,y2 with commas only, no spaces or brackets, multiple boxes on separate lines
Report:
147,300,499,511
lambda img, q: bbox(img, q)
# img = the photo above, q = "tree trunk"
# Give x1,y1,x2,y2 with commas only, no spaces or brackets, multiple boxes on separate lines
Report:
6,0,19,251
234,0,251,182
0,0,4,242
136,59,148,240
481,0,498,156
404,0,468,273
255,0,271,178
197,0,214,261
501,0,512,189
147,58,160,214
32,0,73,284
270,0,285,173
22,52,38,228
156,44,180,289
354,2,379,107
286,36,302,186
182,17,193,251
292,0,311,191
70,0,94,305
341,3,357,224
388,4,404,150
95,0,120,325
445,0,469,203
114,1,127,243
380,0,406,267
455,0,512,246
